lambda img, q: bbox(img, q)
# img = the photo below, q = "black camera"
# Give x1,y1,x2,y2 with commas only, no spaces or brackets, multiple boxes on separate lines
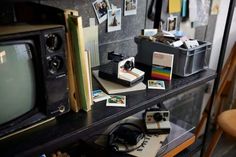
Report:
144,109,171,134
99,51,145,87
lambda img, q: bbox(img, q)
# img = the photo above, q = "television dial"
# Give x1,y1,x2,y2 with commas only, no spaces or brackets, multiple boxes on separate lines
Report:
58,105,66,113
48,56,63,74
45,33,62,52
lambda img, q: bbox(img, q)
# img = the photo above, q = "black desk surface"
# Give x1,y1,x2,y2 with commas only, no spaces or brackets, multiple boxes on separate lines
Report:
0,68,216,157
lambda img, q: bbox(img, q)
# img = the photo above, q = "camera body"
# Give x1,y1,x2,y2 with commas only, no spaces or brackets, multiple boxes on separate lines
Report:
99,52,145,87
145,109,171,134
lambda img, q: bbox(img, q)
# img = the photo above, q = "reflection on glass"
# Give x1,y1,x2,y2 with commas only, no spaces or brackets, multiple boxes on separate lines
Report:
0,44,35,125
0,50,6,64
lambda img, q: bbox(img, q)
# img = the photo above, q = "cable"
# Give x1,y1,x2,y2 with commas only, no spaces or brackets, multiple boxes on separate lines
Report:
110,134,146,153
107,122,145,153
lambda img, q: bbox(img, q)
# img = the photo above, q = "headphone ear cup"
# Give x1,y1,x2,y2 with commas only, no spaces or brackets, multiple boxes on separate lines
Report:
107,122,145,152
108,133,114,147
111,144,119,152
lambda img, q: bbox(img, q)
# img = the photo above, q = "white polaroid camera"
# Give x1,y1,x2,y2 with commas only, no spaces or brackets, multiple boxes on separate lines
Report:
99,52,145,87
145,109,171,134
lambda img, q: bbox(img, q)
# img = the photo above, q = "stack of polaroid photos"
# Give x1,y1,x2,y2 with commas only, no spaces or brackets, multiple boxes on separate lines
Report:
93,89,110,102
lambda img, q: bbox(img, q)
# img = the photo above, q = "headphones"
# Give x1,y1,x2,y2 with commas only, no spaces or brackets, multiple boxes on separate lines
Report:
107,122,145,153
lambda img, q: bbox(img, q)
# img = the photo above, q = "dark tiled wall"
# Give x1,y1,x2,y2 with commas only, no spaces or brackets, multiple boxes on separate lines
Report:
0,0,216,64
41,0,149,64
41,0,216,65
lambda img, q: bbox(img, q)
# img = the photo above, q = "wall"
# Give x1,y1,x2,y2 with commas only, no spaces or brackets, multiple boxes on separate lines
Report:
209,0,236,70
41,0,148,65
40,0,216,65
0,0,218,66
224,5,236,64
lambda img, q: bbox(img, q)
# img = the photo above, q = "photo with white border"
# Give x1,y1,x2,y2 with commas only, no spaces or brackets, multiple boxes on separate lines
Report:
92,0,110,24
124,0,137,16
107,8,122,32
167,16,177,32
148,80,165,90
106,95,126,107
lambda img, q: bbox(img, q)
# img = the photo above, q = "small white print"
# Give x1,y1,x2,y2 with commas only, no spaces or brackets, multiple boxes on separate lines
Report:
124,0,137,16
106,95,126,107
107,8,122,32
167,16,177,32
148,80,165,90
92,0,110,24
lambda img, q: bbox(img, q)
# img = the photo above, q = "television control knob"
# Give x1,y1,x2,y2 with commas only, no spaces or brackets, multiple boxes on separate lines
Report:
48,56,63,74
58,105,65,113
45,33,62,52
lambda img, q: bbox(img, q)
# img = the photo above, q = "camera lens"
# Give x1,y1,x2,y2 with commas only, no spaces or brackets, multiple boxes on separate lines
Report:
124,60,134,71
153,113,163,122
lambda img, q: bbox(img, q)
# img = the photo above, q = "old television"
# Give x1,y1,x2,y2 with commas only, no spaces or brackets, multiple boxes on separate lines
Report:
0,25,70,139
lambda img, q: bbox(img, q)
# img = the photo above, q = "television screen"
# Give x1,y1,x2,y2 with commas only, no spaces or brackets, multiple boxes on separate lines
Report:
0,43,35,125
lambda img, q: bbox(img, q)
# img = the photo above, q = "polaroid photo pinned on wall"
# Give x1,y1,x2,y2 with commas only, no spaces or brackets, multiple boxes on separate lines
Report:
107,8,122,32
106,95,126,107
124,0,137,16
148,80,165,90
92,0,111,24
167,15,177,32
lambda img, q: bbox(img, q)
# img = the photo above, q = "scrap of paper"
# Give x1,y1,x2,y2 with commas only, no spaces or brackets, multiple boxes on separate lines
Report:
181,0,187,17
211,0,221,15
189,0,198,22
169,0,181,13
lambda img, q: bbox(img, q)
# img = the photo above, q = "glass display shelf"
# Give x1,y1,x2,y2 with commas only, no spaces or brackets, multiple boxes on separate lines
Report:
0,68,215,157
157,117,195,157
70,111,195,157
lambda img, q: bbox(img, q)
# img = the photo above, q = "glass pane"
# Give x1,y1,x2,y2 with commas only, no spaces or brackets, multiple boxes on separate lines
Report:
0,43,35,125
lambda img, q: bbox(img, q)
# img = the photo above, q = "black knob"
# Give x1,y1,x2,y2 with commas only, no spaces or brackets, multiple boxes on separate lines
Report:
45,33,62,52
48,56,63,74
124,60,134,71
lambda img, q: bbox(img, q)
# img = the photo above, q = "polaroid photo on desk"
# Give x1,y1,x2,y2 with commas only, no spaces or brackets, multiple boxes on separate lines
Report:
106,95,126,107
148,80,165,90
